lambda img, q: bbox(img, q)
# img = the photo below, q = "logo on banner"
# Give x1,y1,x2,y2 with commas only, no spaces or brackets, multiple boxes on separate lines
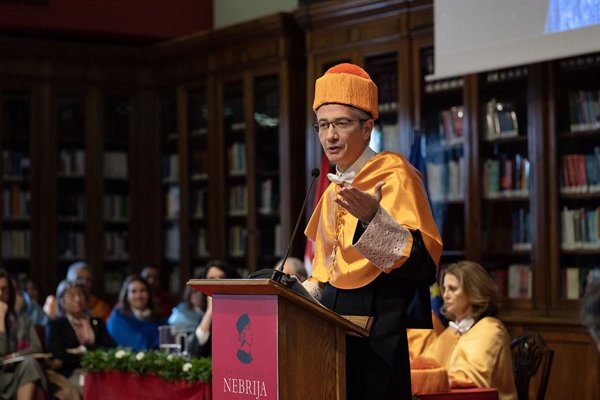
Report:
236,314,254,364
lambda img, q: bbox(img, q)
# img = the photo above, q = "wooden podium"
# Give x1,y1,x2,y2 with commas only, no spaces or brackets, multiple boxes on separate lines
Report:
188,278,369,400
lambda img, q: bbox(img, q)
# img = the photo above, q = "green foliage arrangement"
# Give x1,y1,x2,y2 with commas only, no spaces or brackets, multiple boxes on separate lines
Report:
82,348,211,383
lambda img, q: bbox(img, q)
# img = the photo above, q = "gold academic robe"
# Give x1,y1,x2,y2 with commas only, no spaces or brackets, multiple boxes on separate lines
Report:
423,316,518,400
305,151,443,289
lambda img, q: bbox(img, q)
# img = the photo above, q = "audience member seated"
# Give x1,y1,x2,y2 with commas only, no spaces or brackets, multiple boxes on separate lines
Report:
275,257,308,282
46,280,115,395
188,260,239,358
107,274,165,351
20,277,49,326
43,261,112,322
419,261,517,400
141,265,175,319
168,279,204,332
581,281,600,352
0,269,49,399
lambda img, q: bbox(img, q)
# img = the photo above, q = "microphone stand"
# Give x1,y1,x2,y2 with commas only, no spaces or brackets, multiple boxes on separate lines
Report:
248,168,321,286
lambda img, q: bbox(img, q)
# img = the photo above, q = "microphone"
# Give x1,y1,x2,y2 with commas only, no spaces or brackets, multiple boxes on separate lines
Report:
249,167,320,285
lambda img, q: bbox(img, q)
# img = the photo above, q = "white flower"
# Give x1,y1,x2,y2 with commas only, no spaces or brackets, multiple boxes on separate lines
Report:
167,354,175,361
182,363,192,372
135,352,145,361
115,350,127,359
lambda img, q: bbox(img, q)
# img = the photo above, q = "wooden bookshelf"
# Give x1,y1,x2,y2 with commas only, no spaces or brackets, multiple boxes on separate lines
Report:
296,1,599,398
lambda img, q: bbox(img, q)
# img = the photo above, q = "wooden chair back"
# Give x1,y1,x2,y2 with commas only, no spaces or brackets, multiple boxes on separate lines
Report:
510,331,554,400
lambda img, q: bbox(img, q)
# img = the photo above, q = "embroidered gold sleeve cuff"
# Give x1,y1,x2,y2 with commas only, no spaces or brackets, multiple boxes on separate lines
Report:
302,278,324,301
354,207,411,271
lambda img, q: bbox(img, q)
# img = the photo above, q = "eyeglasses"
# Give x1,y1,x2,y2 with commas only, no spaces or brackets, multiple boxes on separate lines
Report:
312,118,367,134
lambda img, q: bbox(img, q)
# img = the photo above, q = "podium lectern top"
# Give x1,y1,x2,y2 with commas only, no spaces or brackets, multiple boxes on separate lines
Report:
187,278,368,337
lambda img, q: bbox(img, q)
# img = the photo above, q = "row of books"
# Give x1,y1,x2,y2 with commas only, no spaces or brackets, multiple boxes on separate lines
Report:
192,189,205,219
161,154,179,182
258,179,278,214
561,207,600,250
2,229,30,257
512,208,532,251
424,77,464,94
484,98,519,141
103,152,128,179
435,106,465,145
2,187,30,218
485,67,528,83
164,224,180,261
59,231,85,259
228,185,248,216
426,157,465,202
373,71,397,113
228,225,247,257
194,228,209,258
568,89,600,132
560,149,600,194
164,186,180,218
104,194,129,220
563,267,600,300
2,151,30,178
104,231,129,259
483,154,530,198
59,194,84,219
104,271,125,295
490,264,532,300
58,149,85,176
228,142,246,174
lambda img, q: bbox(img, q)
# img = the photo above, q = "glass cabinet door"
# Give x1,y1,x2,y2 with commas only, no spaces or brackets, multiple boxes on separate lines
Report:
103,95,131,294
56,93,86,278
1,90,32,281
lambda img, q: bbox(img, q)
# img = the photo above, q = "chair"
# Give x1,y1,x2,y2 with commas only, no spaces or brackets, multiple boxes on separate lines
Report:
510,332,554,400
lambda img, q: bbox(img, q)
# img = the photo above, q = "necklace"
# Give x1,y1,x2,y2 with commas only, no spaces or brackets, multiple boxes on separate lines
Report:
329,185,345,280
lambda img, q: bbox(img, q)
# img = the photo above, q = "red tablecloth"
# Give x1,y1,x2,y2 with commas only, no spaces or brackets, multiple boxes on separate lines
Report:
417,388,499,400
84,370,211,400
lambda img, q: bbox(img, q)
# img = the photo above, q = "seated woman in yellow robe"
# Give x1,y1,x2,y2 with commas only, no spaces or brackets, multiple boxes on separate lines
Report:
420,261,517,400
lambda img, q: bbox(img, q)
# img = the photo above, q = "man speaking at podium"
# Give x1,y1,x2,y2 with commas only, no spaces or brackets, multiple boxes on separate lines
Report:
302,63,443,400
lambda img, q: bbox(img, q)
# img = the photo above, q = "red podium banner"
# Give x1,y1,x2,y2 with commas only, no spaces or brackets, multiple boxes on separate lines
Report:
212,294,278,400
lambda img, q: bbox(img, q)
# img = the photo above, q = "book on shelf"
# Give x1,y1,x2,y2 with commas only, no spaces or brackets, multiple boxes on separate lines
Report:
197,228,208,257
105,231,129,259
565,267,581,300
2,229,31,257
228,185,248,216
228,142,246,174
3,187,31,218
103,152,128,179
169,265,180,295
165,186,180,218
568,89,600,132
164,224,180,261
561,207,600,250
485,98,519,140
228,225,247,257
193,189,205,218
104,271,123,295
161,154,179,182
561,149,600,194
512,208,532,250
259,179,273,214
508,264,532,300
3,151,30,178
